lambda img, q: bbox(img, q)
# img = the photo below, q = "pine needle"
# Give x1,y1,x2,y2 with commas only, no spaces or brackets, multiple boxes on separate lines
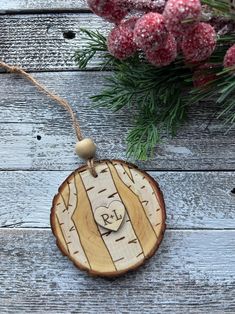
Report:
74,17,235,159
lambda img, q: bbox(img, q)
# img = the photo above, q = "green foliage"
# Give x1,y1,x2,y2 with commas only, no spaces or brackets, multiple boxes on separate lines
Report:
190,67,235,128
74,16,235,159
201,0,231,13
91,58,192,159
189,32,235,129
126,88,189,160
74,28,108,69
75,31,192,159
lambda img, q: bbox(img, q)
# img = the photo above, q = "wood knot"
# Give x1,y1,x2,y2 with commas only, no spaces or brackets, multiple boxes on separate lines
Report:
231,188,235,196
63,31,76,39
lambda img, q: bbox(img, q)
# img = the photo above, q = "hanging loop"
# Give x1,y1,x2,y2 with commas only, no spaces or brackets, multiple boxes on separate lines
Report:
87,158,98,178
0,60,98,177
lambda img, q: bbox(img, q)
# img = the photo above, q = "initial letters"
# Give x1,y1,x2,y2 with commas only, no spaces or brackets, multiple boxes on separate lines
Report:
101,214,111,226
112,209,122,221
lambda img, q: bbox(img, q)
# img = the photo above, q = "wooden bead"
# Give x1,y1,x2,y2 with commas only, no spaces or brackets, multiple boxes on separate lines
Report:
75,138,96,160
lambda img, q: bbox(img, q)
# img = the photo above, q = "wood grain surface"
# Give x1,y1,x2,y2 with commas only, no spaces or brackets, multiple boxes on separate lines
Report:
0,228,235,313
0,171,234,229
1,1,88,13
0,72,234,171
0,14,109,71
0,2,234,313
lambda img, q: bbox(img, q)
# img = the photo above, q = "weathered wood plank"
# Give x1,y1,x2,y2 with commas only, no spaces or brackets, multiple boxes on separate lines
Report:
0,1,88,13
0,228,234,313
0,6,233,313
0,170,234,229
0,13,110,71
0,72,234,170
0,122,233,170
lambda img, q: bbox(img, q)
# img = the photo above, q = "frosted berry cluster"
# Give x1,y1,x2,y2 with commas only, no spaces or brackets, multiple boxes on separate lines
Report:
88,0,218,67
133,13,168,51
224,44,235,70
164,0,201,38
145,33,177,66
87,0,128,24
182,23,217,63
107,18,138,60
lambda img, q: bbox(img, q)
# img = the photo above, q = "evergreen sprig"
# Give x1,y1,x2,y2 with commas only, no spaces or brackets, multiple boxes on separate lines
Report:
74,28,109,69
74,31,192,159
190,67,235,128
189,32,235,128
74,3,235,159
201,0,231,13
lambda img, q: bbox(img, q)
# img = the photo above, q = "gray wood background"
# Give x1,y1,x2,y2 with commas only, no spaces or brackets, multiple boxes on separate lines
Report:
0,2,234,313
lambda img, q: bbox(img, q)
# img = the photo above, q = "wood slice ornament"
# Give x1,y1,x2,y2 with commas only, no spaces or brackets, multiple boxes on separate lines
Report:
51,160,166,277
0,61,166,278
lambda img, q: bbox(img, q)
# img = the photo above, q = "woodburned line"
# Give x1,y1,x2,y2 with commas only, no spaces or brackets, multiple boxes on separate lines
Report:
79,172,118,271
72,173,93,270
114,163,162,237
108,162,157,257
55,212,70,255
128,168,163,235
107,163,145,257
74,171,117,273
112,163,158,239
66,180,70,209
55,174,90,269
81,163,144,271
121,164,134,183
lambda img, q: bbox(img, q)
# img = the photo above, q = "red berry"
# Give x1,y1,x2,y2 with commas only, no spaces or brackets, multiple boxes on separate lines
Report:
145,33,177,66
133,12,168,51
163,0,202,37
224,44,235,69
107,18,138,60
193,63,217,88
181,23,217,62
87,0,128,23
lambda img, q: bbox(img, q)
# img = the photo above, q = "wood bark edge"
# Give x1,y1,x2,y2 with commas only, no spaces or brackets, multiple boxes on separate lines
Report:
50,159,166,277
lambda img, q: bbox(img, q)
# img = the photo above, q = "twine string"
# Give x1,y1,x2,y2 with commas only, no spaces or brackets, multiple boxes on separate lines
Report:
0,60,97,177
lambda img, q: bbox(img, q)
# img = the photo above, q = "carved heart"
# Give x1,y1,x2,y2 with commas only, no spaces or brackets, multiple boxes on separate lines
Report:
94,201,126,232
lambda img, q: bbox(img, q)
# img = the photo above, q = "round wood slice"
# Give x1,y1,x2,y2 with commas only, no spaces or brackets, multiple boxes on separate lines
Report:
51,160,166,277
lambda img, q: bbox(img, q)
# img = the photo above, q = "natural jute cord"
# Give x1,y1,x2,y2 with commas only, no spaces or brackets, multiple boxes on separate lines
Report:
0,60,97,177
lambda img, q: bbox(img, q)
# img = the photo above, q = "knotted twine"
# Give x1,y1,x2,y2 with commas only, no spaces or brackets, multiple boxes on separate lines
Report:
0,60,97,177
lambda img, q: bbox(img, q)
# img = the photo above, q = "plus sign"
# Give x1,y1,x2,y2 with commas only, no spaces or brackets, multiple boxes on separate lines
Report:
110,215,114,219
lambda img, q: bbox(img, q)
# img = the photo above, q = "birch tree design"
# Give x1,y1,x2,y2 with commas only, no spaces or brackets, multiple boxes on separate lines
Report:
51,160,166,277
